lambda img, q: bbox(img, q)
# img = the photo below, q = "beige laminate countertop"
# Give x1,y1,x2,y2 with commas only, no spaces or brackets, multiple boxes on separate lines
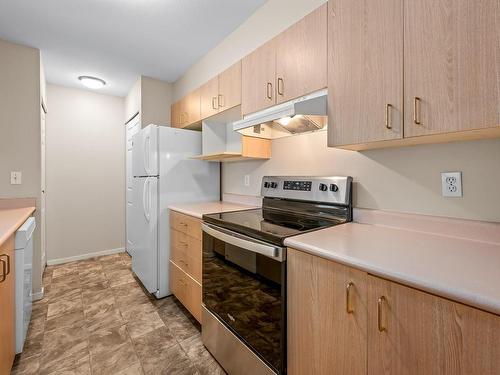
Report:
168,201,257,219
284,222,500,316
0,207,36,246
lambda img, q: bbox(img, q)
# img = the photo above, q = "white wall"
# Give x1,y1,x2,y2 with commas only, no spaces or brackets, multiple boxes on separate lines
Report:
141,76,172,127
46,84,125,263
0,38,44,295
174,0,500,223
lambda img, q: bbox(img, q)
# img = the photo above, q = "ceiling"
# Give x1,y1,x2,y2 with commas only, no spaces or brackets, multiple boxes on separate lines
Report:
0,0,267,96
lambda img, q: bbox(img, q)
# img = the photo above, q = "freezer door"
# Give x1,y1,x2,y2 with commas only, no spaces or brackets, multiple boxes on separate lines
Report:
131,176,158,293
132,124,158,177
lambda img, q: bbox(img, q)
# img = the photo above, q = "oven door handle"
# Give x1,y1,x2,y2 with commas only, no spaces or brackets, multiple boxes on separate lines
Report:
202,223,285,261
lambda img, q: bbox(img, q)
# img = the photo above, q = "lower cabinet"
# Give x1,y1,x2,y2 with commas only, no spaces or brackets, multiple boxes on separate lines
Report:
0,235,15,375
287,248,500,375
169,210,202,323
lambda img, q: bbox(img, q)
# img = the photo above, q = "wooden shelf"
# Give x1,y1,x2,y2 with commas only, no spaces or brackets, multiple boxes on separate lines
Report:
191,152,269,163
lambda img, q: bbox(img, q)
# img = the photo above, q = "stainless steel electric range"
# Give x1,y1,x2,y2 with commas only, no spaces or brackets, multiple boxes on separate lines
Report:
201,176,353,375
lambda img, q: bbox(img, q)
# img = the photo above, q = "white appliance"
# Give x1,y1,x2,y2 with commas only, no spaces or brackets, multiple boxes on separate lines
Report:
131,124,219,298
232,89,327,139
125,113,141,255
14,217,36,354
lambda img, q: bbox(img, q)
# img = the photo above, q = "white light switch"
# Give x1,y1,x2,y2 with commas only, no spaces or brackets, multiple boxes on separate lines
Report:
244,175,250,187
10,171,22,185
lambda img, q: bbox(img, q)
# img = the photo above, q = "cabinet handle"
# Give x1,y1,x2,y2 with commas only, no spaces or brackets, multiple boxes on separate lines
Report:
218,94,224,108
346,282,354,314
378,296,387,332
0,258,6,283
0,254,10,276
212,97,218,110
385,104,393,129
277,77,284,96
179,222,187,227
413,97,422,125
266,82,273,100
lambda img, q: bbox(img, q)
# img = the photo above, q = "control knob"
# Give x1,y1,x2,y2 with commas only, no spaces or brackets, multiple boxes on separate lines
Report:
264,182,270,188
319,183,328,191
270,182,278,189
330,184,339,192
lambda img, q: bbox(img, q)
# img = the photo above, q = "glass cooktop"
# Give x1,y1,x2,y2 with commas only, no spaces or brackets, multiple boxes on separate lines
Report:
203,208,346,246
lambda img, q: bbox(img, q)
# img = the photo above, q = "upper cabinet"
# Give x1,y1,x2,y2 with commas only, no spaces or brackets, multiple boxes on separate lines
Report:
328,0,404,146
242,4,327,116
275,3,327,104
172,88,201,130
242,39,277,116
403,0,499,138
200,61,242,120
218,61,242,112
328,0,500,150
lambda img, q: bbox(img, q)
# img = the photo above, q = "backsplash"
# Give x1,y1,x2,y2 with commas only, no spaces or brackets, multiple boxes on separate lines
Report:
222,131,500,223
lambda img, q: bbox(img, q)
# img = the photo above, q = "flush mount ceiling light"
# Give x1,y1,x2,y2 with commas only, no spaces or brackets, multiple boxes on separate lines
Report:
78,76,106,89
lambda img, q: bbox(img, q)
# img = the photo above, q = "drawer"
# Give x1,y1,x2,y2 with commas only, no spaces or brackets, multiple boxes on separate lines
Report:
171,229,202,283
169,261,202,323
170,211,202,240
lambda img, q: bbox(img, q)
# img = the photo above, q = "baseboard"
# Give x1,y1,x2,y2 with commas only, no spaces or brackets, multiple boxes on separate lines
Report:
47,247,125,266
32,287,44,301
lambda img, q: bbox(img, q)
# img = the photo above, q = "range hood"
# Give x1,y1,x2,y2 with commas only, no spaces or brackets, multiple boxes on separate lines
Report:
232,89,327,139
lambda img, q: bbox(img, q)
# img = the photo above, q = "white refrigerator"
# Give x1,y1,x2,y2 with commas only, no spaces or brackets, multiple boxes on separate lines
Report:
131,124,219,298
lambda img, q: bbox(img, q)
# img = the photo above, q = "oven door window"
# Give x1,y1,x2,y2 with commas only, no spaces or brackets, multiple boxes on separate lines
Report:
202,231,285,374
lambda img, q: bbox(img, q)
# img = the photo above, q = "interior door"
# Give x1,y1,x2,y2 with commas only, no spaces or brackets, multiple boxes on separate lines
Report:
131,177,158,293
404,0,500,137
327,0,404,146
126,116,140,254
40,101,47,271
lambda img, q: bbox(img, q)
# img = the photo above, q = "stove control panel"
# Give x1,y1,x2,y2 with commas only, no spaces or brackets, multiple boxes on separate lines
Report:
261,176,352,205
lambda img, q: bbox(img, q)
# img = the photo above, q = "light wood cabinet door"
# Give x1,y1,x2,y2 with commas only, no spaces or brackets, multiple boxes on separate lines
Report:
287,248,367,375
200,76,219,120
242,39,276,116
171,101,181,128
404,0,500,137
218,61,242,111
276,4,327,104
185,88,201,126
368,275,500,375
328,0,404,147
0,236,15,375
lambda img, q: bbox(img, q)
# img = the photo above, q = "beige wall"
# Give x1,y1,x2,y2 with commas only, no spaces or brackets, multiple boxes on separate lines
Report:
173,0,325,100
223,132,500,222
173,0,500,223
0,39,44,295
125,76,173,127
124,77,141,122
141,76,172,127
46,84,125,263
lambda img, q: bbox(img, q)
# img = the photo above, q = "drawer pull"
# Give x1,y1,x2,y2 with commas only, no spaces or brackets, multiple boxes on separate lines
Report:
277,77,284,96
378,296,387,332
0,254,10,275
212,97,218,110
266,82,273,100
0,258,6,283
179,222,188,227
218,94,224,108
413,97,422,125
346,282,354,314
385,104,392,129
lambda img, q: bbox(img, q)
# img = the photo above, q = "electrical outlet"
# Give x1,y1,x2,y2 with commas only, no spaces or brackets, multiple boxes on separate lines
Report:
244,175,250,187
441,171,462,197
10,171,22,185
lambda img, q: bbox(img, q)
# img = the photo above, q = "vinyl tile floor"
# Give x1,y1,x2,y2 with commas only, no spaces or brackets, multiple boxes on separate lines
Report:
11,253,226,375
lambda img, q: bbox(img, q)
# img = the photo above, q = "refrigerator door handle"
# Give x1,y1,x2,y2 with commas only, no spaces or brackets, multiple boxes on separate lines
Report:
143,178,150,222
143,135,150,175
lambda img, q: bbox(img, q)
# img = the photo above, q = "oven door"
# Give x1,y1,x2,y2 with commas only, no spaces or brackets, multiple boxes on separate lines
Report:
202,223,286,374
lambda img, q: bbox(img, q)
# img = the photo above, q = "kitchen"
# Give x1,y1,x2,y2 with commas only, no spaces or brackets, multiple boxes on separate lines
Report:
0,0,499,374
